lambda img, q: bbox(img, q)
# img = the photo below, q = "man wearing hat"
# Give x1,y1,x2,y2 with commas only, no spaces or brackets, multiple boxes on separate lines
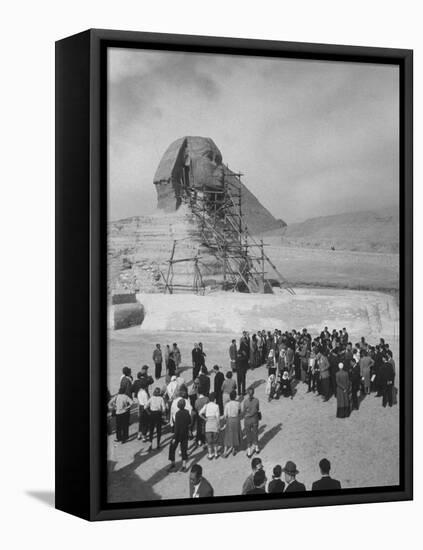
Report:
311,458,342,490
282,461,306,492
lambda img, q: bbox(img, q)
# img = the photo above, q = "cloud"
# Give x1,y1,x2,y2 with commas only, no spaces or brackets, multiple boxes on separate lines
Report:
108,48,399,224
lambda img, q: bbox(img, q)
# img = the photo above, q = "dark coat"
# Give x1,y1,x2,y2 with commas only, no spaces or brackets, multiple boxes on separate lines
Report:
268,478,285,493
173,409,191,441
349,364,361,389
189,477,214,498
214,371,224,395
120,376,133,398
311,476,342,491
379,362,395,387
229,343,237,361
198,374,210,396
284,479,306,493
192,347,203,366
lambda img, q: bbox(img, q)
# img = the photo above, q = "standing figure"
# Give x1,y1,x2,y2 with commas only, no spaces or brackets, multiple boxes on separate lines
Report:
109,387,133,443
165,344,170,373
192,343,203,381
250,334,260,369
168,398,191,472
229,339,237,371
167,349,176,378
152,344,163,380
380,356,395,407
319,352,331,401
194,389,209,448
299,340,309,383
349,358,361,411
119,366,133,397
222,371,237,409
200,392,221,460
267,349,276,377
236,350,248,396
223,390,241,456
213,365,225,414
172,343,181,369
243,387,261,458
198,366,211,397
335,363,351,418
307,348,317,393
285,345,294,378
198,342,206,369
359,351,374,395
146,387,166,451
135,383,149,441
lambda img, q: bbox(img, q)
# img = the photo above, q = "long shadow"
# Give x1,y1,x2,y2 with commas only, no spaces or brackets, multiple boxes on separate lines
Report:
177,365,193,376
240,423,267,451
145,443,209,489
247,379,266,391
259,422,283,450
108,456,162,503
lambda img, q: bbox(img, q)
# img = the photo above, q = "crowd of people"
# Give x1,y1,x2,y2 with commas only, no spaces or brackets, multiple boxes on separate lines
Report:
108,325,397,493
188,456,341,497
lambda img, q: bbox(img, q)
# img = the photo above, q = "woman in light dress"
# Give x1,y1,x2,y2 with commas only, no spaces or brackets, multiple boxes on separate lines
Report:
222,390,242,457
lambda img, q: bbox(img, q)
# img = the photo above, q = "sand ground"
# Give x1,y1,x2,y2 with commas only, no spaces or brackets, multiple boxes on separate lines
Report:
107,288,399,503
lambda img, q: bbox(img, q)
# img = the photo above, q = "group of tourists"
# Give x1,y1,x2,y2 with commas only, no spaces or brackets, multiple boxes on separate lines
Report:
107,325,396,481
231,327,396,417
188,457,341,498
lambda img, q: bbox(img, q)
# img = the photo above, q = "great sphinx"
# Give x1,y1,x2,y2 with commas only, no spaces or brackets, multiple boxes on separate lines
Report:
153,136,284,235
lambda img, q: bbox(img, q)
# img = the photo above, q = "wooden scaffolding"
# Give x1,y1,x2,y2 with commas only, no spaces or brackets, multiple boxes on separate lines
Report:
161,165,295,295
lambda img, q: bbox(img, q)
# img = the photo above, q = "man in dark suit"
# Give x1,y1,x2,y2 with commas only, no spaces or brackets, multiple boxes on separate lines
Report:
311,458,342,490
189,464,214,498
168,399,191,473
236,349,249,396
229,339,237,371
282,461,306,492
213,364,225,414
380,356,396,407
198,366,210,397
192,343,203,381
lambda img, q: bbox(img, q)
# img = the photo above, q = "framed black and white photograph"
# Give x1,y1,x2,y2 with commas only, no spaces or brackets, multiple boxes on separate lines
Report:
55,29,413,521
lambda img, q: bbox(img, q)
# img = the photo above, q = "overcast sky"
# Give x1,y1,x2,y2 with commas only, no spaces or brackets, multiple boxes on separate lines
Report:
108,48,399,224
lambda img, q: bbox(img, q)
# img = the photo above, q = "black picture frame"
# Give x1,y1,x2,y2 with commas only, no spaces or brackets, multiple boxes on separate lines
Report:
55,28,413,521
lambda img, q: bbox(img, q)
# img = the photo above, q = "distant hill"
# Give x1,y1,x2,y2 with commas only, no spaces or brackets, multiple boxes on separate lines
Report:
256,208,399,253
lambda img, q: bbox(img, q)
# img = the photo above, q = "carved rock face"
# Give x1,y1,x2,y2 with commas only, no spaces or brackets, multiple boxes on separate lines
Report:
153,136,224,210
153,136,285,234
